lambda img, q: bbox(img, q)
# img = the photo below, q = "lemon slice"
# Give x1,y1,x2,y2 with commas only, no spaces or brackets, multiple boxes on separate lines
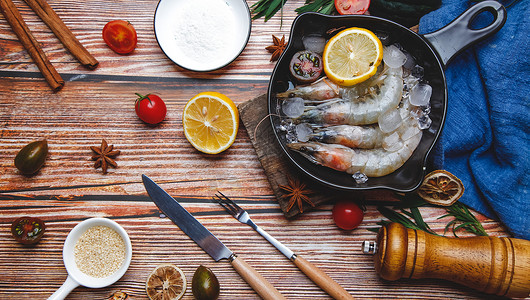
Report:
146,263,187,300
183,91,239,154
417,170,465,206
323,27,383,86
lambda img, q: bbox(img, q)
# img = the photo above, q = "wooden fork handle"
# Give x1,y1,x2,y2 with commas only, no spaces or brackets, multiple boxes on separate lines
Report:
230,255,287,300
293,255,354,299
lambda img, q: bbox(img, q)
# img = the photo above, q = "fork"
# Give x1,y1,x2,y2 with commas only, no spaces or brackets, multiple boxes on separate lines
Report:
214,192,354,300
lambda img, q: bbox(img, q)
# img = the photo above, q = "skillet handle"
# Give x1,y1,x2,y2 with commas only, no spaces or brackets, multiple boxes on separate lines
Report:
423,0,506,68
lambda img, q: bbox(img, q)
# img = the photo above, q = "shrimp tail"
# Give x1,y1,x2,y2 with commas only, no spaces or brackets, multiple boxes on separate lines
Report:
287,142,321,165
276,77,340,100
287,142,354,172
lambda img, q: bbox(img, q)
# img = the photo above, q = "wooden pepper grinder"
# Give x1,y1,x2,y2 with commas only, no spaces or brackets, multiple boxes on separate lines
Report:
362,222,530,298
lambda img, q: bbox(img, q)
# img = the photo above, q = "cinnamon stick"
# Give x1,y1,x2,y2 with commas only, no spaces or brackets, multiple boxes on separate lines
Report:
0,0,63,91
23,0,98,69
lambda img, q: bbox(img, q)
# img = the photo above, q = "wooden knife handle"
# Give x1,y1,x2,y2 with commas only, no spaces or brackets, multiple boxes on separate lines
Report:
293,255,354,299
372,223,530,298
230,255,286,300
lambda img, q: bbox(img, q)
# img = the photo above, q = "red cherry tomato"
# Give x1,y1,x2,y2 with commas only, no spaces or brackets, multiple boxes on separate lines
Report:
334,0,370,15
102,20,137,54
11,217,46,245
332,200,364,230
135,93,167,124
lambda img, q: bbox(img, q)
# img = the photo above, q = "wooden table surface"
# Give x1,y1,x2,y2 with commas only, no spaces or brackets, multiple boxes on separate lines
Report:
0,0,520,299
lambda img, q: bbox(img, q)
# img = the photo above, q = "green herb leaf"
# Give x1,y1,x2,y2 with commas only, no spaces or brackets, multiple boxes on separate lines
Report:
411,206,436,234
377,206,427,232
394,192,429,208
370,192,439,235
372,193,488,238
439,202,488,237
264,0,284,20
367,227,380,233
320,1,337,14
251,0,338,22
251,0,288,21
295,0,337,14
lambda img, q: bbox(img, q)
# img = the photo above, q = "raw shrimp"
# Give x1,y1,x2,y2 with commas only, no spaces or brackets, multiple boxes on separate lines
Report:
310,124,385,148
296,67,404,125
276,77,340,101
310,103,420,149
276,65,388,102
288,129,422,177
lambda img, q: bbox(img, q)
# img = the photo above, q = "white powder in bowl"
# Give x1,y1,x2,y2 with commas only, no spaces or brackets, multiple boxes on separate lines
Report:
172,0,238,70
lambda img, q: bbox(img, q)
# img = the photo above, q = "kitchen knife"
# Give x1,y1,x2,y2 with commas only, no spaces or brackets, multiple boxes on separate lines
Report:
142,175,286,300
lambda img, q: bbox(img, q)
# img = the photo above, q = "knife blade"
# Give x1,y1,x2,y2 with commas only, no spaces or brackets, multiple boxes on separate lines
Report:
142,175,286,300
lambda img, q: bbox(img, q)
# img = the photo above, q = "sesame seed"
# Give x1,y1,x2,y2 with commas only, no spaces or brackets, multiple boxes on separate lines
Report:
74,225,126,278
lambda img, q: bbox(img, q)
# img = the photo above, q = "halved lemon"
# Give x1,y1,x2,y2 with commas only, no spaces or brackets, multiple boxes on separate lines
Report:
323,27,383,86
146,263,186,300
417,170,465,206
183,91,239,154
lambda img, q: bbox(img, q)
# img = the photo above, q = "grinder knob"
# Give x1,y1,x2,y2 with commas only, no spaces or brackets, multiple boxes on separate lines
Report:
363,222,530,298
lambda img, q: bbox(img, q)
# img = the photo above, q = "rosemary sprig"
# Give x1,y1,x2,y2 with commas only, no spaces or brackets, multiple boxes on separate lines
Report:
439,202,488,237
370,206,440,235
369,194,488,237
295,0,337,14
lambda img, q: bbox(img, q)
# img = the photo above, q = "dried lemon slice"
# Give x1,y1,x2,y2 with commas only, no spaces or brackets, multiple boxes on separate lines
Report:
323,27,383,86
417,170,464,206
146,263,187,300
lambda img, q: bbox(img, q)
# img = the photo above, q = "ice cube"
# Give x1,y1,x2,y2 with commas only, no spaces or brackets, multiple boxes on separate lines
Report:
410,104,431,119
410,83,432,106
352,171,368,184
303,35,326,54
383,45,407,68
403,51,416,71
418,115,432,130
295,123,313,142
410,106,422,118
282,97,305,118
279,119,295,132
402,75,419,100
286,131,298,143
403,74,420,91
412,65,424,79
422,104,431,115
378,108,403,133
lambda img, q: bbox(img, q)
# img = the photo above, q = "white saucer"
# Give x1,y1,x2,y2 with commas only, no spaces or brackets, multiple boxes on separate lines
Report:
154,0,251,72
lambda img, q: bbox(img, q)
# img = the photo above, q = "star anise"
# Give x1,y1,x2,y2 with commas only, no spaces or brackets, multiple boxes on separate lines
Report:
265,34,287,62
90,139,120,174
279,176,315,213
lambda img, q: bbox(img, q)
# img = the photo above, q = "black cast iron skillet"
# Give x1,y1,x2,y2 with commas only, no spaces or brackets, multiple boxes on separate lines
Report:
268,1,506,192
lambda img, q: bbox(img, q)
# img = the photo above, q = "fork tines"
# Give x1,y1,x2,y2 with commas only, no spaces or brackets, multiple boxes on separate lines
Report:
213,191,242,217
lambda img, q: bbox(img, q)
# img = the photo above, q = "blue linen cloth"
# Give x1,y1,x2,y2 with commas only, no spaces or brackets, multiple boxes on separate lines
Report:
419,0,529,239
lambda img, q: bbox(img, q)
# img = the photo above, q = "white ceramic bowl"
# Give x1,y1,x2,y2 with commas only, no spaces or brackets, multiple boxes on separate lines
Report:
154,0,251,72
48,218,132,300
